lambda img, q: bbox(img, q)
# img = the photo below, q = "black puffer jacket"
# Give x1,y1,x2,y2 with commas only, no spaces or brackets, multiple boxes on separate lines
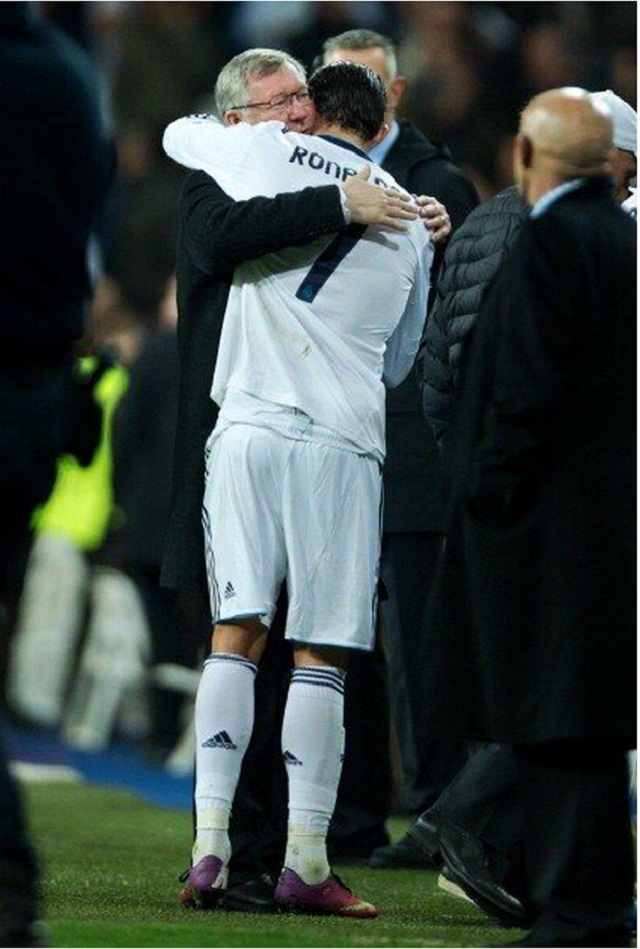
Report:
419,187,528,443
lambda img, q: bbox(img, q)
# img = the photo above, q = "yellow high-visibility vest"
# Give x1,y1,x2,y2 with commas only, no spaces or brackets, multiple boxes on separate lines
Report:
32,359,129,551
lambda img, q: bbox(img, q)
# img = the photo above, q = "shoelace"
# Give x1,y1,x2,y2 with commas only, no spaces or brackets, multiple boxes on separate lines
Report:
329,872,353,895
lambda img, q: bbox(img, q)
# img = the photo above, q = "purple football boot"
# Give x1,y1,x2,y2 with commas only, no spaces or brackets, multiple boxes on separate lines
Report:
179,856,228,910
275,868,378,918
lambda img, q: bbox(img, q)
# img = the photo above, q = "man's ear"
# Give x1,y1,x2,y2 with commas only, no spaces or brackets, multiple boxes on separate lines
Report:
224,110,243,126
518,133,534,170
387,76,407,110
371,123,390,147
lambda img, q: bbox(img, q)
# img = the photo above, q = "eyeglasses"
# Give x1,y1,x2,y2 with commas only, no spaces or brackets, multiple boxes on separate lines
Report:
231,89,312,114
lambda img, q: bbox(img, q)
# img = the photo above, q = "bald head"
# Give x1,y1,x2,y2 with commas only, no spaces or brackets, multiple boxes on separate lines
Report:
514,87,615,203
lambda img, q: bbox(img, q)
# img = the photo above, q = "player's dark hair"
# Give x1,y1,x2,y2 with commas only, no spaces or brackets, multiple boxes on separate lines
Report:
308,62,386,144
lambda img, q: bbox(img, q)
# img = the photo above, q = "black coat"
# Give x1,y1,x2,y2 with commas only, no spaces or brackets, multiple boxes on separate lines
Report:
161,171,346,593
422,178,636,747
381,123,479,532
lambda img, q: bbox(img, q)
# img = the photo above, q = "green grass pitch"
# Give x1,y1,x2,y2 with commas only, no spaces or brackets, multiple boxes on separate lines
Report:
25,782,523,947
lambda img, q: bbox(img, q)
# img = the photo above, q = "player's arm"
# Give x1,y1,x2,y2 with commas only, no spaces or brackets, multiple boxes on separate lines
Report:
164,114,272,180
383,241,433,388
166,116,419,238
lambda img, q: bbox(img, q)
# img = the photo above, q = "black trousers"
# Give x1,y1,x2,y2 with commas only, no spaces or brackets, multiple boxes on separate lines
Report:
132,571,206,755
380,532,467,813
432,743,526,896
433,740,634,939
329,633,392,850
515,740,634,941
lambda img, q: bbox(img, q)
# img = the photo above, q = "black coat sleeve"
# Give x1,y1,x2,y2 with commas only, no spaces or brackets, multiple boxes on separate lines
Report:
180,170,346,277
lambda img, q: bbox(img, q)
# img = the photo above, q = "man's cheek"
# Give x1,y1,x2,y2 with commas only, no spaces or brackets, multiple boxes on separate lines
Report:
302,105,317,133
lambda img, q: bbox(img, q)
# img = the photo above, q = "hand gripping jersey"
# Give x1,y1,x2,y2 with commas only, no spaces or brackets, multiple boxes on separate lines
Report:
163,117,433,462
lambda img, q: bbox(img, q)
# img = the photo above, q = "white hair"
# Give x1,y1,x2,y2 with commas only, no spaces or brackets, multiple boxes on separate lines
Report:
215,49,306,117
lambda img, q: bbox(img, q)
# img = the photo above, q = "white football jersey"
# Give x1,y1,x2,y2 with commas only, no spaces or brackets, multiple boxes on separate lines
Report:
163,117,433,461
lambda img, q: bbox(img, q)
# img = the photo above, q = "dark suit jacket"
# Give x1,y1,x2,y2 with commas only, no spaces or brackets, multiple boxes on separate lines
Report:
161,171,346,593
423,178,636,746
381,123,478,532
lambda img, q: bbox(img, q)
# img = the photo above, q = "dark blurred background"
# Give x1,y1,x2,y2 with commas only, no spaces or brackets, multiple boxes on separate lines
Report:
38,0,637,322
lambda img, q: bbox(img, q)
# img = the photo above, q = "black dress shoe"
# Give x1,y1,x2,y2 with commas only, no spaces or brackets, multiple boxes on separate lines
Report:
224,873,278,913
407,811,443,865
438,863,528,929
409,811,532,929
369,833,440,869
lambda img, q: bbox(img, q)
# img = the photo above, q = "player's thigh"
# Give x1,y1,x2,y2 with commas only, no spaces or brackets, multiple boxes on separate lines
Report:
283,444,382,651
202,425,288,626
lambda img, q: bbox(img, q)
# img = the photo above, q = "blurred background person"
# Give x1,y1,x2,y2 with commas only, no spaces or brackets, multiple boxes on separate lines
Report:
54,277,149,753
105,2,225,319
8,276,137,736
7,342,128,733
0,2,114,944
83,275,206,762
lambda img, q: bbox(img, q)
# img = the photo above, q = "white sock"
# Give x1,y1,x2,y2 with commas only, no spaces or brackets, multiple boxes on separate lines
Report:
282,666,346,885
193,652,257,864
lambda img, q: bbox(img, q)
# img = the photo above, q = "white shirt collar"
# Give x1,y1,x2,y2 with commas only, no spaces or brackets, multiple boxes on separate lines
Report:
368,120,400,165
530,179,586,218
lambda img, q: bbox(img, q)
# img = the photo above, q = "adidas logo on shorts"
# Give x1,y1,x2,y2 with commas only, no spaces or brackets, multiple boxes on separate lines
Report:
283,750,303,766
224,581,236,600
201,730,237,750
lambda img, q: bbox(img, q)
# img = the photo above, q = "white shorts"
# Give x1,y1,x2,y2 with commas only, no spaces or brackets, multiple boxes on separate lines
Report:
202,423,382,651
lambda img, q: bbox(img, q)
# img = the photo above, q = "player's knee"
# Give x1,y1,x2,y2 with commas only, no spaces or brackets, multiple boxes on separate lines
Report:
294,644,350,671
212,617,266,661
